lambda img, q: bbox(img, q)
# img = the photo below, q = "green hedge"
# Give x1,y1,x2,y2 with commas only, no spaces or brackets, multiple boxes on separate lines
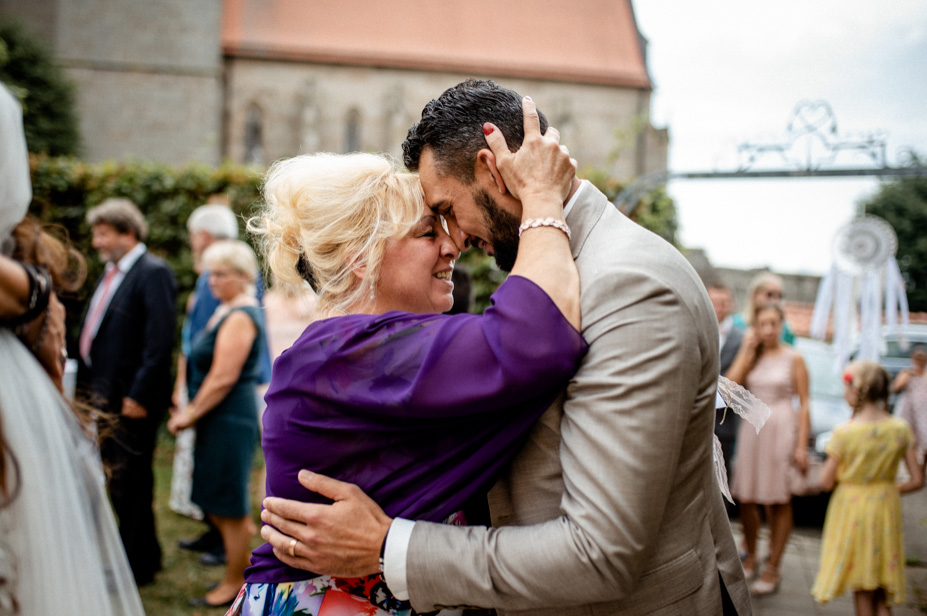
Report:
27,155,264,345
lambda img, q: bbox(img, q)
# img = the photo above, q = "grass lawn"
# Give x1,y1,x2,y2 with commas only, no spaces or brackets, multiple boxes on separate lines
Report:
139,429,265,615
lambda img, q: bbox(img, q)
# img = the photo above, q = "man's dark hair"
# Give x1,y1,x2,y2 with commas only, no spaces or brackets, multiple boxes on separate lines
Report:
402,79,548,183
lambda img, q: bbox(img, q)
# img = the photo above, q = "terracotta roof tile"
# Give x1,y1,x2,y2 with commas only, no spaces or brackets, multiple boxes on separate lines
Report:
784,301,927,341
222,0,651,88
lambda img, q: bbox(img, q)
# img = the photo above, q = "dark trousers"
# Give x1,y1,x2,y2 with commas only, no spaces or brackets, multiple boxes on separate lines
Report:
102,412,163,585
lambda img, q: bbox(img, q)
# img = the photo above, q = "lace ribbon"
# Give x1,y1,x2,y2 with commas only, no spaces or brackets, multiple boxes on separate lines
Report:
713,376,771,503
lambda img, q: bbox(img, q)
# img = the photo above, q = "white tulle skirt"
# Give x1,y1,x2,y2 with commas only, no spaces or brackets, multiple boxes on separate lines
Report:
0,330,144,615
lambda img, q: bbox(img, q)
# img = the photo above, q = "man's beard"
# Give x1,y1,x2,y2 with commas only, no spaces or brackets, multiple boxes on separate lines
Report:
473,188,520,272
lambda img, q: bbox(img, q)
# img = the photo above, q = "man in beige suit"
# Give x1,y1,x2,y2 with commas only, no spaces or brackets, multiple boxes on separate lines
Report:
260,80,751,615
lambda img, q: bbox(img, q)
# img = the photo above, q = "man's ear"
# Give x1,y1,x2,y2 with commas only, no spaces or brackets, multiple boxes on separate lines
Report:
476,148,508,196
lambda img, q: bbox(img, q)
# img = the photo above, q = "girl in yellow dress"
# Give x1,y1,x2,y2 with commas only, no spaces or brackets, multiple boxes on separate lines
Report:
812,361,924,614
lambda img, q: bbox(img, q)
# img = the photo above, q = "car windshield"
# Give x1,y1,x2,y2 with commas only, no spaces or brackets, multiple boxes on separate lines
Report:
799,344,845,399
884,339,912,358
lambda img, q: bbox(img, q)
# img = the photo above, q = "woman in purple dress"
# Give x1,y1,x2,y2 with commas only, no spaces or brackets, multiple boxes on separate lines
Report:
228,113,584,615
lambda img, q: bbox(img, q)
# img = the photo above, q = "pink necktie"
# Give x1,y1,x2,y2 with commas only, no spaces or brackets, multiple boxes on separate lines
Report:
80,266,119,360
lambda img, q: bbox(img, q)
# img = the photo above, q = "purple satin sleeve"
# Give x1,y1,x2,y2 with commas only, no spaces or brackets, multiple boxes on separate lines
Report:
247,275,587,583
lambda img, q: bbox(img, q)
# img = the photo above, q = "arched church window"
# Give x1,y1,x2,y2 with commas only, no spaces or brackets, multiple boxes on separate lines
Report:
344,108,362,153
244,104,265,165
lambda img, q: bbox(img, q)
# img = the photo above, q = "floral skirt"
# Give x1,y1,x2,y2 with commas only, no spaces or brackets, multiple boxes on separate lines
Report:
231,511,468,615
225,574,432,616
811,482,906,604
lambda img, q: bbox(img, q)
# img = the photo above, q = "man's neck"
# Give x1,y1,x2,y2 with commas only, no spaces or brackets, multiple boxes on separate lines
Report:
113,241,144,270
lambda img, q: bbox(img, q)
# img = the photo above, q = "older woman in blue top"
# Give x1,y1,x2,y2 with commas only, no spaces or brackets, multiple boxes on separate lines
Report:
232,107,585,615
168,239,267,607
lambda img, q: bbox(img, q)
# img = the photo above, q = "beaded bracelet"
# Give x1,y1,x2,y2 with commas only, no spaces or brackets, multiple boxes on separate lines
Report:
517,217,571,241
3,262,52,327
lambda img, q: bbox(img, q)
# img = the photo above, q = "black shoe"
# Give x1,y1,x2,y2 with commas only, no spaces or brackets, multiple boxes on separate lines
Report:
178,528,222,553
198,547,226,567
134,573,156,587
132,562,161,587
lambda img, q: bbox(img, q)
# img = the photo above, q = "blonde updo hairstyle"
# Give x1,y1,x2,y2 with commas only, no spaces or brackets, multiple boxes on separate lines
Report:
844,360,890,414
250,153,424,314
202,239,259,297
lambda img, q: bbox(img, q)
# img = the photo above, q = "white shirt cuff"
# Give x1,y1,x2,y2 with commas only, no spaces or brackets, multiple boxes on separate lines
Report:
383,517,416,601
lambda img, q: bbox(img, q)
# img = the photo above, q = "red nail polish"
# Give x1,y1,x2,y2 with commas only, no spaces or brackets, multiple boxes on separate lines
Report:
483,124,493,136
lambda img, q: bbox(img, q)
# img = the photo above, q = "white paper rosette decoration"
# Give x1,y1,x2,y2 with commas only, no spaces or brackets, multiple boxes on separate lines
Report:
811,215,909,370
832,215,897,275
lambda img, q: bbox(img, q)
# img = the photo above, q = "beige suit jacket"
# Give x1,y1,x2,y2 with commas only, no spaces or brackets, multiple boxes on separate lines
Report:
406,184,752,616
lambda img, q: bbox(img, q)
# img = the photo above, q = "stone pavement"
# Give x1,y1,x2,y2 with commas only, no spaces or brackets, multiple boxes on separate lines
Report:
732,485,927,615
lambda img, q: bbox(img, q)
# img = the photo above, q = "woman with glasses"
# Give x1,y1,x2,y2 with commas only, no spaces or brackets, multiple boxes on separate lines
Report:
732,272,795,344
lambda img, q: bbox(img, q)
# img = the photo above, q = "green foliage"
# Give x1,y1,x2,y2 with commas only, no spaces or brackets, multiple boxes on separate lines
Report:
580,167,678,246
606,111,650,167
862,171,927,312
0,20,81,156
458,249,507,313
27,155,264,341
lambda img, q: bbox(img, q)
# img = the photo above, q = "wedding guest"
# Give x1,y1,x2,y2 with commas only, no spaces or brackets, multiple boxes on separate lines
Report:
168,239,266,608
172,203,241,563
732,271,794,344
893,346,927,473
77,197,177,586
728,303,810,596
812,361,923,612
709,282,744,478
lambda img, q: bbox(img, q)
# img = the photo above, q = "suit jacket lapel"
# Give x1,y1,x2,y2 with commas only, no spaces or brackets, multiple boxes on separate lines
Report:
98,253,145,329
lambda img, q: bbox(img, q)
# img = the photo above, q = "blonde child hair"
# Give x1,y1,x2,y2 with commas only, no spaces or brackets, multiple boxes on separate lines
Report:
843,360,890,415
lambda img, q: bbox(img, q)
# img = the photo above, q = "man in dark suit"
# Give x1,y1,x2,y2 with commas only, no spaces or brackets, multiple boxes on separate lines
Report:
708,282,744,483
77,198,177,586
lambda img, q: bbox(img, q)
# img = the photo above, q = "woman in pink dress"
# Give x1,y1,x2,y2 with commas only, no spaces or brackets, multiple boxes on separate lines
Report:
892,346,927,474
728,303,811,596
